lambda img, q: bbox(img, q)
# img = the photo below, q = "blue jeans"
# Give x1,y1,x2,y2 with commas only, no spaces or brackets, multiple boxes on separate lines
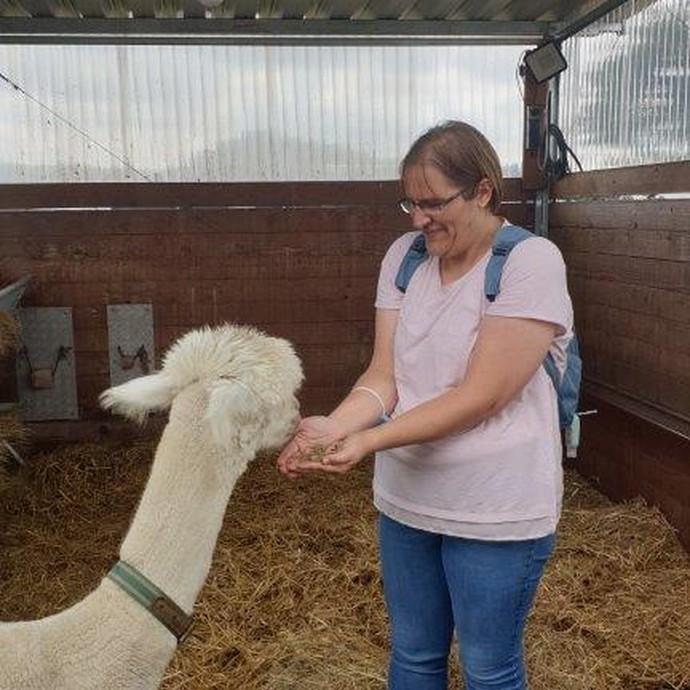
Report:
378,514,555,690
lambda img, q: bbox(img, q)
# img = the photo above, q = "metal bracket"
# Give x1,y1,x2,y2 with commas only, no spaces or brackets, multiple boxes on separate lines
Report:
18,344,73,390
117,344,151,373
15,307,78,421
107,304,155,386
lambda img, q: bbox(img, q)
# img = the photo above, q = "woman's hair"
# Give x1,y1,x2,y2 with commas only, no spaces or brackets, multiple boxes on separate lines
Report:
400,121,504,214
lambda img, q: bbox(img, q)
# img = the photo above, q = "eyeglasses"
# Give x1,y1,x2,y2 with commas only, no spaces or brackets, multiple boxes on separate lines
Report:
399,189,464,216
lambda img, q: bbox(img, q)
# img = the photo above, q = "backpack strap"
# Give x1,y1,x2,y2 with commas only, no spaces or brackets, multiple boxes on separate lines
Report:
395,225,535,298
394,233,427,293
485,225,534,302
391,223,581,434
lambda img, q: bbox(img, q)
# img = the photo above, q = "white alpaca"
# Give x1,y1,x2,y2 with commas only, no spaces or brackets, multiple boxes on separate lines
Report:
0,323,303,690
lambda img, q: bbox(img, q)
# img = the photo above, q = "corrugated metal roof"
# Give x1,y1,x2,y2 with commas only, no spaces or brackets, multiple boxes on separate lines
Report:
0,0,642,45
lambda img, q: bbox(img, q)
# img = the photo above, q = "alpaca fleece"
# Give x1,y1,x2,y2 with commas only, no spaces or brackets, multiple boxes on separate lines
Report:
0,323,303,690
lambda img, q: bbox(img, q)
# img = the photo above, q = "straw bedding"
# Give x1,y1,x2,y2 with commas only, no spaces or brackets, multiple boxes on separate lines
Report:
0,412,28,474
0,310,19,359
0,309,24,472
0,438,688,690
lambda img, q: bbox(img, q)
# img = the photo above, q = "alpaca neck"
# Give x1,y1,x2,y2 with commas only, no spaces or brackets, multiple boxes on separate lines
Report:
119,384,250,612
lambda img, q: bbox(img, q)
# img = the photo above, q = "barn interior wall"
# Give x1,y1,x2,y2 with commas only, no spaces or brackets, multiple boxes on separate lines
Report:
4,169,689,549
0,179,532,441
549,161,690,550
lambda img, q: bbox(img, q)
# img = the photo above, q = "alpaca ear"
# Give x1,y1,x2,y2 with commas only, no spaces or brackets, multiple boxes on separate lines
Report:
207,379,265,452
99,373,178,424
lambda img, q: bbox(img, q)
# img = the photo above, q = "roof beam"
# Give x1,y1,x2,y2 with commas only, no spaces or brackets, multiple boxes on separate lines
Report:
0,17,548,44
552,0,632,41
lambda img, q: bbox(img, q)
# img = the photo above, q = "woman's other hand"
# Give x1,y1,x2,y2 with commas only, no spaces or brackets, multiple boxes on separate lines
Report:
276,415,345,478
318,431,372,474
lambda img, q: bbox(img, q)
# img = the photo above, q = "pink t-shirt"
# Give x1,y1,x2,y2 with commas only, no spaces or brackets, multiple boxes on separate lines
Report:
373,229,574,540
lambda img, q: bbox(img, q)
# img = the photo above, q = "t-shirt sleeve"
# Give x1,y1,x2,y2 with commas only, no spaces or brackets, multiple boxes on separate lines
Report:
374,232,421,310
485,236,573,336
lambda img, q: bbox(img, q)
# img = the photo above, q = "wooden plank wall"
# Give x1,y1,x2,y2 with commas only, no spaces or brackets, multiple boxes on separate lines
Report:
0,179,532,441
550,161,690,549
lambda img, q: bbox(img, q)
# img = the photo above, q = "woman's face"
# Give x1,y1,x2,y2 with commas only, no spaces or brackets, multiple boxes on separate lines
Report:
401,163,491,259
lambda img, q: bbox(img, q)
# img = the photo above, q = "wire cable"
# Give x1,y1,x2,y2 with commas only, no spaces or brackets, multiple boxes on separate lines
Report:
544,124,584,180
0,69,154,183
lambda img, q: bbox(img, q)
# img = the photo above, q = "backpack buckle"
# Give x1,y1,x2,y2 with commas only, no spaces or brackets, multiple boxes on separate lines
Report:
492,243,511,256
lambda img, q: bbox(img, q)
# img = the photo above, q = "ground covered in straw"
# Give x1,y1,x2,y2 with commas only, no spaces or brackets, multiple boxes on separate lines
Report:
0,310,19,359
1,437,689,690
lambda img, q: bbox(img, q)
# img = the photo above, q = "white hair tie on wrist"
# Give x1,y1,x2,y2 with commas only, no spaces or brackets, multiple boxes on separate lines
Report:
352,386,387,418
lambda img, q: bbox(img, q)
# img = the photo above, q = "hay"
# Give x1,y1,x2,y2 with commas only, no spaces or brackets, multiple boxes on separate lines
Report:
527,473,690,690
0,412,29,484
0,412,27,447
0,310,19,358
0,440,688,690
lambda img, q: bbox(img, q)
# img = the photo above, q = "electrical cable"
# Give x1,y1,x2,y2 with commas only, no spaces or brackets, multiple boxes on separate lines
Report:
514,50,528,100
544,123,584,180
0,69,154,183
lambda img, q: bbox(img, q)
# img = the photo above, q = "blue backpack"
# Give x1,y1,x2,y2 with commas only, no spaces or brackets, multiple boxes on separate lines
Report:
394,225,582,432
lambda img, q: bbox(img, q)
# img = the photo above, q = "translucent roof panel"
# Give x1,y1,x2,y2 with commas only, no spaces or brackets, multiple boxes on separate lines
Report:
0,44,528,182
559,0,689,171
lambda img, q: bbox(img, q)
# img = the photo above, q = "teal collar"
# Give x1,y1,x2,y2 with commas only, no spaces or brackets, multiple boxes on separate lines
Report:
106,560,194,643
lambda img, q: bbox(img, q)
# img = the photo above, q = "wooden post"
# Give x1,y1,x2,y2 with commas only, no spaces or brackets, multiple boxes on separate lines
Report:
521,68,549,191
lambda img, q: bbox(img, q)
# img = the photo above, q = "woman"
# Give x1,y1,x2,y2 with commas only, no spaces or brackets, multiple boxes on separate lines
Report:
277,120,574,690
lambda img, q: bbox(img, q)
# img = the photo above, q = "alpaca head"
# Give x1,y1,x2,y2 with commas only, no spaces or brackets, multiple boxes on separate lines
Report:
100,324,303,456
